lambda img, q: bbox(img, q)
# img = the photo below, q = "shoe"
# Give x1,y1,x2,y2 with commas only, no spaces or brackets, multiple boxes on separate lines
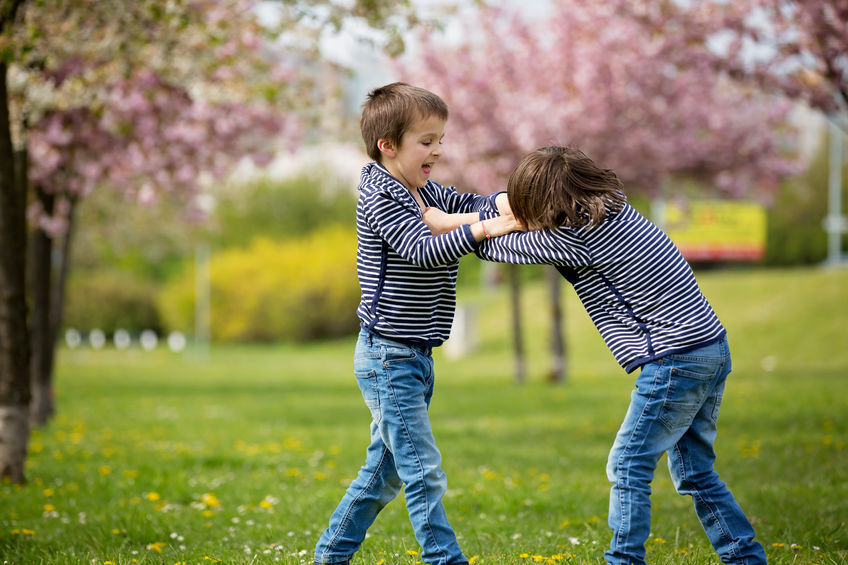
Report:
314,561,349,565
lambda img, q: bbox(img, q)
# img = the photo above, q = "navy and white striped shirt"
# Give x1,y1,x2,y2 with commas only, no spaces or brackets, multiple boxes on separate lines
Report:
476,200,726,372
356,162,494,347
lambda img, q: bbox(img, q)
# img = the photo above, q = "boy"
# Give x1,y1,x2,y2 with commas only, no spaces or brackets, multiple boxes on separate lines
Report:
313,83,518,565
425,146,767,565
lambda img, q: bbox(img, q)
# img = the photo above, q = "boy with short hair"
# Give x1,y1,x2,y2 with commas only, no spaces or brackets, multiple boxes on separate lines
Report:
427,145,767,565
313,82,518,565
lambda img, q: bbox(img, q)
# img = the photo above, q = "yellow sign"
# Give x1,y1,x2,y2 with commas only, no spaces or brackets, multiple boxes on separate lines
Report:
663,200,766,262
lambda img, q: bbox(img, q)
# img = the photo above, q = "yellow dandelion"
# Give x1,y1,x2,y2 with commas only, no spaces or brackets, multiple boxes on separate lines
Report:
791,544,802,550
42,488,54,497
407,549,419,555
532,555,545,562
202,509,214,518
376,560,386,565
123,470,139,479
43,504,55,512
146,492,161,502
202,493,221,508
259,499,273,509
112,529,122,534
519,553,530,559
98,465,112,477
468,556,479,564
772,542,786,548
148,541,167,553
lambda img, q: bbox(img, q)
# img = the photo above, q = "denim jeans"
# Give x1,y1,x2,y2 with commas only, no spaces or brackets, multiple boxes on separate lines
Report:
605,337,767,565
314,330,466,565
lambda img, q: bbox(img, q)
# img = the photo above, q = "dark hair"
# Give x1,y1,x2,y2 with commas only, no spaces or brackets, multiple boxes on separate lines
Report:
507,146,625,229
360,82,449,162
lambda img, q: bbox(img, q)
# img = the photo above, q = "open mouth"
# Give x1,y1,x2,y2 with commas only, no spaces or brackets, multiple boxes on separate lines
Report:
422,163,432,175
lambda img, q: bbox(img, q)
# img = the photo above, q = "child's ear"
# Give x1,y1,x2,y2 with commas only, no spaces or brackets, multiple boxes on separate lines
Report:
377,139,397,159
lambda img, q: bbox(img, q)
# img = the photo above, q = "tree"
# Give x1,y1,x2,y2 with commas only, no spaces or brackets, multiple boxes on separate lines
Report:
617,0,848,130
8,0,300,426
399,1,801,381
0,0,29,483
0,0,431,482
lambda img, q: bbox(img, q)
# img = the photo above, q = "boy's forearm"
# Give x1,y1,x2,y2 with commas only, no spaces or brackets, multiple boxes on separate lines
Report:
444,212,480,231
470,214,521,242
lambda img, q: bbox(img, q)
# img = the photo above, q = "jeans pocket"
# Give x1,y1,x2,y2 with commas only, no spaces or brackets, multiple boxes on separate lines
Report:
660,361,717,431
355,369,381,424
382,344,417,365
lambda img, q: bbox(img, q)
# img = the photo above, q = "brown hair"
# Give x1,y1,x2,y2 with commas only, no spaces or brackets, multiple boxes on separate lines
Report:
507,146,625,230
360,82,449,162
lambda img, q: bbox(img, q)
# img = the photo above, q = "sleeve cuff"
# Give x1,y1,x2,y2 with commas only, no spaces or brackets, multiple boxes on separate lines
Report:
461,223,480,250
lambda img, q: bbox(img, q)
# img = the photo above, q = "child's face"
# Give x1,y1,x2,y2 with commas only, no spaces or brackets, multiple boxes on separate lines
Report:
380,113,445,191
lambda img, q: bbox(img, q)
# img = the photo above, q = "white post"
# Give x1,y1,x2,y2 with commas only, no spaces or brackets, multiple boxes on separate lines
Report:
194,243,211,358
824,120,846,267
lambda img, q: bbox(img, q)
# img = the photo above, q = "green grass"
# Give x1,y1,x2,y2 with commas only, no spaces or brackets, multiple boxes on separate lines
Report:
2,266,847,564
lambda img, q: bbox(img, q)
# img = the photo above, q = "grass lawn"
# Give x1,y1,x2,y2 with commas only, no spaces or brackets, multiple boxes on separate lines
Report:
1,266,846,564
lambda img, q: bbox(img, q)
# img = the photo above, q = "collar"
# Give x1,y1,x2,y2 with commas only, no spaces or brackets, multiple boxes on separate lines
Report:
361,162,427,215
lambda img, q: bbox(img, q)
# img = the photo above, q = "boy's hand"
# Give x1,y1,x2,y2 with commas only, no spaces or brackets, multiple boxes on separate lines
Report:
484,213,525,238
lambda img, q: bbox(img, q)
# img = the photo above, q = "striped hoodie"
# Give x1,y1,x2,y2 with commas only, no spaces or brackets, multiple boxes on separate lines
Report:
476,199,726,372
355,162,494,347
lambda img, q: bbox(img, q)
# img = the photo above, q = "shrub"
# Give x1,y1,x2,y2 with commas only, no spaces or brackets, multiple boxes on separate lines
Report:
210,171,356,249
63,270,162,334
158,227,360,342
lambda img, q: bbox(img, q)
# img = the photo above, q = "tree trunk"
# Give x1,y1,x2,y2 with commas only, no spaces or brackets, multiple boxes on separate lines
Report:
28,184,55,426
40,197,77,418
506,264,525,383
546,266,567,383
0,61,32,483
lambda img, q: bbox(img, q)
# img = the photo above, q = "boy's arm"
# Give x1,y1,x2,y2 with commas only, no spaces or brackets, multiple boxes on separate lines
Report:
475,227,592,267
434,184,507,215
365,190,518,269
423,206,522,237
422,208,479,236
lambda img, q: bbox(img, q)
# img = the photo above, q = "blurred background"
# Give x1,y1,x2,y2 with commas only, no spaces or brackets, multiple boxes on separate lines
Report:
1,2,846,562
2,0,846,419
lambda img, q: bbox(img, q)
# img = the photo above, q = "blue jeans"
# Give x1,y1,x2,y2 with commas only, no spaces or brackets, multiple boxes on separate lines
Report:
605,337,767,565
314,330,466,565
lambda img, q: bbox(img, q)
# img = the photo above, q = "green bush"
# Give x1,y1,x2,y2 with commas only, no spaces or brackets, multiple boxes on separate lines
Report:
210,171,356,248
158,226,360,342
63,270,162,333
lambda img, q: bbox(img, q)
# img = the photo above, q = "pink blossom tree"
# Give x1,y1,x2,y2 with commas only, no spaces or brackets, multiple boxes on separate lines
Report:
615,0,848,128
399,2,801,382
9,0,303,428
0,0,430,482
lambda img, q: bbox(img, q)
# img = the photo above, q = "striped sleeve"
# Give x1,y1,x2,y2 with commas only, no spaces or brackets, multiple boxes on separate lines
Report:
364,190,479,269
475,227,592,267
